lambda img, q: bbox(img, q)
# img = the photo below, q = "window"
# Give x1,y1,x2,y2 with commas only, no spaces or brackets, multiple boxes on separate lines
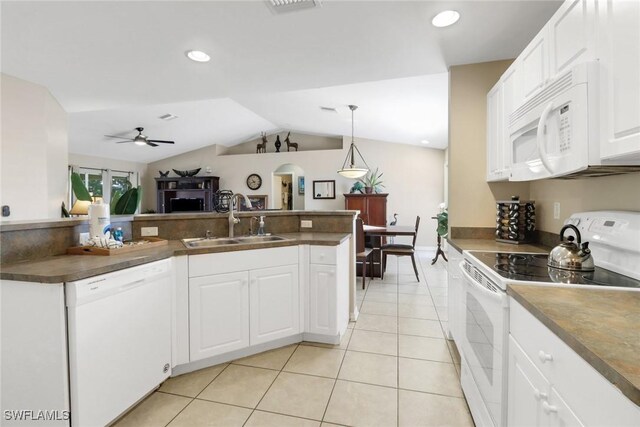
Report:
69,166,139,213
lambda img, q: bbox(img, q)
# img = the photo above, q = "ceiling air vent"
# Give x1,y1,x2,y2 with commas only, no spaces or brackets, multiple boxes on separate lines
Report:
159,114,179,121
266,0,322,14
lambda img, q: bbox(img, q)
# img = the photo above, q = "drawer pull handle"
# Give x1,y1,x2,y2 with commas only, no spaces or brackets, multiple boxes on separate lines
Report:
534,389,548,401
542,401,558,414
538,350,553,363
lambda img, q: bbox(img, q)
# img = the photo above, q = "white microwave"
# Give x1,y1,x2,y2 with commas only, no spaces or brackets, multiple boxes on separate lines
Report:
508,62,600,181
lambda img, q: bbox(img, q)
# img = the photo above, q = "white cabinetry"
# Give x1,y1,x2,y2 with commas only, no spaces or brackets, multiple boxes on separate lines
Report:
306,242,349,343
486,82,509,182
187,246,300,362
520,30,550,101
548,0,597,77
250,265,299,345
599,0,640,161
509,299,640,426
189,272,250,361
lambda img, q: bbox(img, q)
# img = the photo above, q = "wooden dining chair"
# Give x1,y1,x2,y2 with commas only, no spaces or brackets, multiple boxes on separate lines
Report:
355,218,374,289
381,216,421,282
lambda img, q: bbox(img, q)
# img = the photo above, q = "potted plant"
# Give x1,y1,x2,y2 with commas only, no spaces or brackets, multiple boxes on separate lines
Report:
358,168,385,194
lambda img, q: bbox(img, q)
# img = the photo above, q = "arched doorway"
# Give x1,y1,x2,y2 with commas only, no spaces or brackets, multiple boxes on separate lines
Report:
272,163,305,210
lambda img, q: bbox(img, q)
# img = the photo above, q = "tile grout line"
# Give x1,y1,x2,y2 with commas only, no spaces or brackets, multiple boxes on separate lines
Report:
319,284,358,424
241,343,300,426
162,362,233,427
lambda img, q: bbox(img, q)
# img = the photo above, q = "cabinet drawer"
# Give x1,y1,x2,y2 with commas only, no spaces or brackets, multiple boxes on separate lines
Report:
509,299,640,425
310,245,337,265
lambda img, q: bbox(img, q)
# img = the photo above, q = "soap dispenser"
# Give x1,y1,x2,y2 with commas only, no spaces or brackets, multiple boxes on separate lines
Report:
258,216,266,236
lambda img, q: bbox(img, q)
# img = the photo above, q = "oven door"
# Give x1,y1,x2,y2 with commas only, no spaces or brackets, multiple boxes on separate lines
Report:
459,261,509,427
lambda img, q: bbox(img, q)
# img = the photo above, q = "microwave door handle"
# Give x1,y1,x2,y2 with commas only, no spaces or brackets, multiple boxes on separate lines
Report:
536,102,554,173
459,262,503,303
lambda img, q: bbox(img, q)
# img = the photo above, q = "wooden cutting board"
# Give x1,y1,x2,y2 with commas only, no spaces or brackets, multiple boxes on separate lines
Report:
67,237,168,256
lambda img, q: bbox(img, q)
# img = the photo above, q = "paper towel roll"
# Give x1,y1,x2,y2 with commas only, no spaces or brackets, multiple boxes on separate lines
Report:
89,201,111,239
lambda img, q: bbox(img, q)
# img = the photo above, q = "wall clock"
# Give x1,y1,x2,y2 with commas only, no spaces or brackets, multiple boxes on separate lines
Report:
246,173,262,190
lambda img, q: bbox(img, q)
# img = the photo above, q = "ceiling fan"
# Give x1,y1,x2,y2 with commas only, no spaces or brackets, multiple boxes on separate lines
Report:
104,127,175,147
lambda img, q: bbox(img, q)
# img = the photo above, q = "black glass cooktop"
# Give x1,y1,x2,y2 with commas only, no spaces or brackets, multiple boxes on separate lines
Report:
470,252,640,289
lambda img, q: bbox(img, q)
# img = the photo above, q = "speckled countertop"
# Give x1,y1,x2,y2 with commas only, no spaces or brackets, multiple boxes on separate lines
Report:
0,232,350,283
508,285,640,406
448,238,549,253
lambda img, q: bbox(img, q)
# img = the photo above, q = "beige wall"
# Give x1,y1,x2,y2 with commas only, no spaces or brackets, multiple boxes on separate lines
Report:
146,137,445,247
448,60,530,229
530,174,640,232
1,74,68,221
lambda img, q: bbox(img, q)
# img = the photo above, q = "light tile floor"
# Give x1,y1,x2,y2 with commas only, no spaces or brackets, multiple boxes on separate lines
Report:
114,251,473,427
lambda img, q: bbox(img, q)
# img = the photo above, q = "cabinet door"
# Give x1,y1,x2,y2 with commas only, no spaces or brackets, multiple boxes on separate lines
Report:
366,196,387,226
600,0,640,160
308,264,337,335
548,0,597,77
546,387,585,427
486,83,507,182
249,265,299,345
189,272,249,361
345,196,368,224
502,62,522,120
508,336,550,427
521,29,549,101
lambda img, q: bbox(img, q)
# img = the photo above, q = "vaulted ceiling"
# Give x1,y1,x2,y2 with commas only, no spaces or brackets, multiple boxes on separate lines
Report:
1,0,562,163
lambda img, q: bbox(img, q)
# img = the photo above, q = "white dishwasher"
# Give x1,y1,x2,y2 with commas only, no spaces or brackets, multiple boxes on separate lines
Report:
66,259,172,427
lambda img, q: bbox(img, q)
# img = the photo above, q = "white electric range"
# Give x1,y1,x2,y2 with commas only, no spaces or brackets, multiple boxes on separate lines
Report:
457,211,640,427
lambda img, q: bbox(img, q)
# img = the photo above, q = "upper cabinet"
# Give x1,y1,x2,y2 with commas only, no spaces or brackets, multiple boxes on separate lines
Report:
486,0,640,182
486,82,508,182
598,0,640,161
548,0,598,77
520,30,550,101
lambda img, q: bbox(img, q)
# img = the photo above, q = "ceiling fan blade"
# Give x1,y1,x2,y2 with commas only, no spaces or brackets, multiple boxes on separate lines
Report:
105,134,134,140
147,141,159,147
147,139,175,144
115,141,131,144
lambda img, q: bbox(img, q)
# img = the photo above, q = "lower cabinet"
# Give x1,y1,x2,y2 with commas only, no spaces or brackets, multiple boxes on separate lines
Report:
509,299,640,426
508,336,582,427
187,247,301,362
307,242,349,341
249,265,299,345
189,271,250,361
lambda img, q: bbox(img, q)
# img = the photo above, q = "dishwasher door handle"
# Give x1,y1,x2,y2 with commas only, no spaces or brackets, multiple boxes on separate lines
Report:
120,278,146,290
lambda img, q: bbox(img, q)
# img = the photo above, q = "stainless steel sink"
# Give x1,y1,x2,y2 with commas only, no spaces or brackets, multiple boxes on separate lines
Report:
235,235,290,243
182,237,240,248
182,235,289,248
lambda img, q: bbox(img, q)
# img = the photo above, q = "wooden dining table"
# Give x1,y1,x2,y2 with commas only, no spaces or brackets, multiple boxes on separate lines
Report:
362,225,416,277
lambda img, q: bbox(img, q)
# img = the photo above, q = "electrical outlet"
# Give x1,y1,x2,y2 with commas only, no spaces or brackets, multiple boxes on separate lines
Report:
79,232,90,245
141,226,159,237
553,202,561,220
300,220,313,228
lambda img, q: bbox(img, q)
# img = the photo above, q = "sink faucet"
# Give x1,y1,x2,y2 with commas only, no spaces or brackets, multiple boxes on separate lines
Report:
229,193,252,238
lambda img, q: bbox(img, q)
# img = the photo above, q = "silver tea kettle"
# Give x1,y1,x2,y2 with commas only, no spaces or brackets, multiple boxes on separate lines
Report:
547,224,595,272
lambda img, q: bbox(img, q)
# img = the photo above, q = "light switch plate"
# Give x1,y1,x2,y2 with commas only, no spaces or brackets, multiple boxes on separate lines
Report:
300,220,313,228
141,226,159,237
553,202,561,220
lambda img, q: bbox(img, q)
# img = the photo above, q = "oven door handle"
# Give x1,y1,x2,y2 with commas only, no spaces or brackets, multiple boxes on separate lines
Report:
459,262,504,303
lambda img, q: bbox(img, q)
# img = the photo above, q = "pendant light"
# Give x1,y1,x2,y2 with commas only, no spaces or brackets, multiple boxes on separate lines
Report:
338,105,370,178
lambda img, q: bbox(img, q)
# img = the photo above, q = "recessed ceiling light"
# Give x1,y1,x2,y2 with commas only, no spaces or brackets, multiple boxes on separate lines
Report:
421,140,430,145
186,50,210,62
432,10,460,28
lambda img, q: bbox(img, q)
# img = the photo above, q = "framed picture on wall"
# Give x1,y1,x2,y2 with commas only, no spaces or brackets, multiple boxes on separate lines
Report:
298,176,305,195
239,195,268,211
312,180,336,199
